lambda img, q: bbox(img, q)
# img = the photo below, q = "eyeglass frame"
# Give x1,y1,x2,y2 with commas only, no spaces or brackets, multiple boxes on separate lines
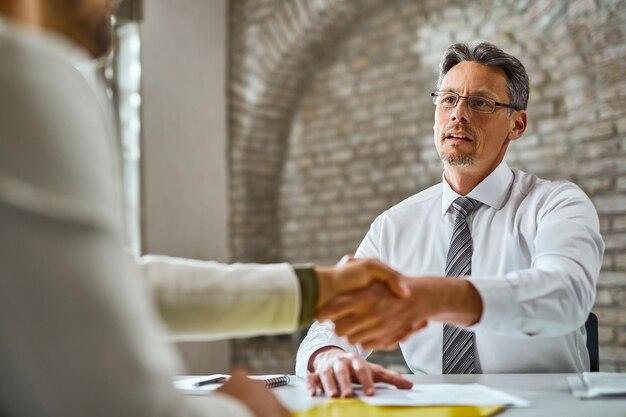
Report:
430,91,522,113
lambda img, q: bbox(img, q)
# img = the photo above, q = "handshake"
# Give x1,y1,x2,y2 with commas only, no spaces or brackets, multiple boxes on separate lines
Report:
312,256,427,350
306,258,482,399
219,258,483,411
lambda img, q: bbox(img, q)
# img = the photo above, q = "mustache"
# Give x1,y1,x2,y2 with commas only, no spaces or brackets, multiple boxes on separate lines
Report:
441,123,476,139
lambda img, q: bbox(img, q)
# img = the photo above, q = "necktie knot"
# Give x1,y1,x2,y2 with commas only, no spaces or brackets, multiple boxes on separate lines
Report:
452,197,480,219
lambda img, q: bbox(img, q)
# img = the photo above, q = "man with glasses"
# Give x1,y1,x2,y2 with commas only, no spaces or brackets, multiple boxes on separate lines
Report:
296,41,605,398
431,91,522,114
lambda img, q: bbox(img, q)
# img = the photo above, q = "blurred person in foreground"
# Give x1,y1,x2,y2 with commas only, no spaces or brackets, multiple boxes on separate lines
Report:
297,40,604,398
0,1,416,416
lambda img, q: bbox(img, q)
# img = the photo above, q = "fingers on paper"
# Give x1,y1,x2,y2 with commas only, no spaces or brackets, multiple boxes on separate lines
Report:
371,364,413,390
320,366,340,398
351,357,375,396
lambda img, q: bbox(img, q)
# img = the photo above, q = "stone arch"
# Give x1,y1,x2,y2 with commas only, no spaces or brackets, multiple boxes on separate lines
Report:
229,0,386,262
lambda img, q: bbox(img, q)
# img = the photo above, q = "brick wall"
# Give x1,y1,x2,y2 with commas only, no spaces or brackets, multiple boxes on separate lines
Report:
229,0,626,373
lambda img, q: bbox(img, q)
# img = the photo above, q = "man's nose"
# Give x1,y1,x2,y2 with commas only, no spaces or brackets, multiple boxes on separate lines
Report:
450,97,472,123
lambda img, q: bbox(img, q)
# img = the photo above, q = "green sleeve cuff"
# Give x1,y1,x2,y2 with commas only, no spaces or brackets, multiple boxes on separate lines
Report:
293,264,318,327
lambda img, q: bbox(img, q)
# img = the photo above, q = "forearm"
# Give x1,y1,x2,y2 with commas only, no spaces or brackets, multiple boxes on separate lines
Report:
313,266,337,310
420,277,483,326
141,255,301,338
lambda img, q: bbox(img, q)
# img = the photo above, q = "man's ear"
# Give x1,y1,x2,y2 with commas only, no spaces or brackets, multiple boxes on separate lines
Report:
508,110,527,141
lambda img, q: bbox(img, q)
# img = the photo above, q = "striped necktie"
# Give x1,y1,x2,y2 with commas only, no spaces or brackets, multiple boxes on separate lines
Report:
442,196,480,374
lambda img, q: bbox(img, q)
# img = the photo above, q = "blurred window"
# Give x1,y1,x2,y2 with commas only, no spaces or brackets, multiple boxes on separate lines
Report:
105,12,142,256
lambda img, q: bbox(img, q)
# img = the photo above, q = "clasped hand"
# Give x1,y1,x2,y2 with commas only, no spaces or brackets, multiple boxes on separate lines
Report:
318,278,429,350
316,256,430,350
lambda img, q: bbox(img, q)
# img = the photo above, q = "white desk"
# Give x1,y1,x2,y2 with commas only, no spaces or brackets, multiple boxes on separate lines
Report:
269,374,626,416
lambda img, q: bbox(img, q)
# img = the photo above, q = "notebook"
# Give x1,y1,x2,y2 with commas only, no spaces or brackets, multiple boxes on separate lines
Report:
174,374,290,395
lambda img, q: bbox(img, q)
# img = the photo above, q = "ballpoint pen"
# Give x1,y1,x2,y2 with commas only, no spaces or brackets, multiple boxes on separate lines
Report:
193,376,228,387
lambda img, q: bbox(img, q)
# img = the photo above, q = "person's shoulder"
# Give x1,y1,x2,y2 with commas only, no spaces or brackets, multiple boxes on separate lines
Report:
0,29,88,154
380,183,442,220
0,28,104,151
1,34,87,94
0,26,115,205
511,168,591,206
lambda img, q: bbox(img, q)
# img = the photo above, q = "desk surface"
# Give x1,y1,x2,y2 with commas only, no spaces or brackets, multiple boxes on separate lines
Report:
268,374,626,416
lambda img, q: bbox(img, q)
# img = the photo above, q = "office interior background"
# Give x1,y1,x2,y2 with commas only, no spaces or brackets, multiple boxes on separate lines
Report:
111,0,626,374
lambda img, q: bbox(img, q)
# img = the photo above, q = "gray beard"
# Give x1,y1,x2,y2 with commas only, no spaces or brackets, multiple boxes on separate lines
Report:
440,151,476,166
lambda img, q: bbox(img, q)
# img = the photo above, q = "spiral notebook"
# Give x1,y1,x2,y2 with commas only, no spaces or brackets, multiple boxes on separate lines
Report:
174,374,290,395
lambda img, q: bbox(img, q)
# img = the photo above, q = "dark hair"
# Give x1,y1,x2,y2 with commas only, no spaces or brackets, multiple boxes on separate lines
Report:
437,41,529,111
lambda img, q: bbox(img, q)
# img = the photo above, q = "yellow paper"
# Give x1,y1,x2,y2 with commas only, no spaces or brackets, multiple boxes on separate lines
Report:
293,399,504,417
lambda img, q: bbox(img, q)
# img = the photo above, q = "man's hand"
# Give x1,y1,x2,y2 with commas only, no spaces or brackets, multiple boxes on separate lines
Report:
217,370,290,417
318,277,482,350
306,347,413,398
319,282,428,349
313,257,410,311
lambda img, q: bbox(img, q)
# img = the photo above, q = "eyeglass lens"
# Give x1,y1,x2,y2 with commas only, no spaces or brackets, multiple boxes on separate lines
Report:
434,92,495,113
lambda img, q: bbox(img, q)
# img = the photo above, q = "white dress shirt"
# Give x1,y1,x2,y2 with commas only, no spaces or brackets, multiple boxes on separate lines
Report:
0,17,301,417
297,160,604,377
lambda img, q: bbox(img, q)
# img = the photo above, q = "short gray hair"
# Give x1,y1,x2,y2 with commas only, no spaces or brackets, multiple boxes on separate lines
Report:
436,41,529,111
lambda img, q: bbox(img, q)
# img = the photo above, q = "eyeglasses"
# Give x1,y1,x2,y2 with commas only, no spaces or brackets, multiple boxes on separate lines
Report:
431,91,521,113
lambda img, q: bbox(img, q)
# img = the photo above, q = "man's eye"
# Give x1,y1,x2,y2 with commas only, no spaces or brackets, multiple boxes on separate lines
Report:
441,95,456,104
473,99,488,107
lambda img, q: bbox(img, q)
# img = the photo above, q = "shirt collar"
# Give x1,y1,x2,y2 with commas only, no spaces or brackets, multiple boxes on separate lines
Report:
441,160,514,215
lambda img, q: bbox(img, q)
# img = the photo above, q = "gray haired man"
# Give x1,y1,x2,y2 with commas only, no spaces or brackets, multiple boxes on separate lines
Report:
296,41,605,398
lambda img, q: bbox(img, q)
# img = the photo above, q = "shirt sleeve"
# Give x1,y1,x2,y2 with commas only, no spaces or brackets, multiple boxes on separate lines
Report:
139,255,301,339
468,182,605,337
295,321,368,378
293,265,319,327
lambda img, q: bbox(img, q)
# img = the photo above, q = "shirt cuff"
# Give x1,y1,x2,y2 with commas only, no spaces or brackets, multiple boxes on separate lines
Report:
293,265,318,327
466,276,521,334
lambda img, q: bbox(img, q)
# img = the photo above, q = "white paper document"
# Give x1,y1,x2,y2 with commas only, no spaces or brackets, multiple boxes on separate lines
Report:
568,372,626,399
355,383,530,407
